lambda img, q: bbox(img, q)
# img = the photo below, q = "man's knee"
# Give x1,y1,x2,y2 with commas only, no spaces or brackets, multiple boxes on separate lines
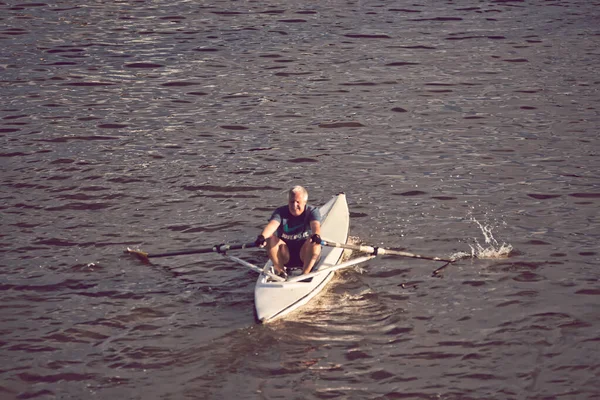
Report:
301,240,320,257
266,236,282,249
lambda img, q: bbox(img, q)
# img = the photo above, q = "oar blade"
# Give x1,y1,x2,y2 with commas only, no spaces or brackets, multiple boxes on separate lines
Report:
125,247,151,264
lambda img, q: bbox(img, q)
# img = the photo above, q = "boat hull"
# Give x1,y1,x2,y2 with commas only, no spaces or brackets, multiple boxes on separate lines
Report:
254,193,350,323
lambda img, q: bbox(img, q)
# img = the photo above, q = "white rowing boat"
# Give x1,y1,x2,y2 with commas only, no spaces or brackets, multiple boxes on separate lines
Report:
128,192,373,323
127,192,454,322
252,193,374,323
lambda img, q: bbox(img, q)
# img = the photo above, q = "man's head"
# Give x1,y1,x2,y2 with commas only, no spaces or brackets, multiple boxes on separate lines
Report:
288,186,308,217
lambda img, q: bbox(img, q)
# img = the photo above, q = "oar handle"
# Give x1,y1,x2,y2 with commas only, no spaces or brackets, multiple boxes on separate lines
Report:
320,240,452,263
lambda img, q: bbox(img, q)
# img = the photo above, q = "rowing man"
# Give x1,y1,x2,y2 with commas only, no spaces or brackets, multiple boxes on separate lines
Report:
255,186,322,278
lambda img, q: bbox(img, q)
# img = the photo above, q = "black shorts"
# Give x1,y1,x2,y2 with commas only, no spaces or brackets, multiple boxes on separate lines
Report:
284,240,304,269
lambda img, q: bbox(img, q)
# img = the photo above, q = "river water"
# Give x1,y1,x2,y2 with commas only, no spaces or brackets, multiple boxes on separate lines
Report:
1,1,599,399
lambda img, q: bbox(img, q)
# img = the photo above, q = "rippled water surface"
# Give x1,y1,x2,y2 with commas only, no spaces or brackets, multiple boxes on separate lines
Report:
1,1,599,399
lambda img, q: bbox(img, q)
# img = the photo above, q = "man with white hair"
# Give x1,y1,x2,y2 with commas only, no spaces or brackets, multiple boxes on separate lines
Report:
255,186,322,278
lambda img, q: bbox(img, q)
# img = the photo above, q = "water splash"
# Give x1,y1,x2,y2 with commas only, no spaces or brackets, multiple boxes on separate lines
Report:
454,216,513,260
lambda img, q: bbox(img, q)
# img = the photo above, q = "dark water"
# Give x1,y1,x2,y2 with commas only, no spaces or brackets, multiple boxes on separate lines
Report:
1,0,599,399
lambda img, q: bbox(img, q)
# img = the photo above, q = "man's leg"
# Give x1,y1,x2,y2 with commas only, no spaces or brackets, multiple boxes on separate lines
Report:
266,236,289,275
300,239,321,274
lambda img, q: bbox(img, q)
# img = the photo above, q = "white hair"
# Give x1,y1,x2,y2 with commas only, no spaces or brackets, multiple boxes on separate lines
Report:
288,185,308,201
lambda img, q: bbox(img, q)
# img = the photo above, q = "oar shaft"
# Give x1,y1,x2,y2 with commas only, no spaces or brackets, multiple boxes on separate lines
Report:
126,242,258,264
147,248,215,258
320,240,452,263
144,242,257,259
320,241,377,254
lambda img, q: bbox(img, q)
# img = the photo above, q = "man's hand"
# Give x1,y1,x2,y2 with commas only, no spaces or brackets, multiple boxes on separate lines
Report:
255,234,266,248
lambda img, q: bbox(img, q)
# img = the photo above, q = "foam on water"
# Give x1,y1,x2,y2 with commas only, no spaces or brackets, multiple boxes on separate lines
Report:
342,236,367,274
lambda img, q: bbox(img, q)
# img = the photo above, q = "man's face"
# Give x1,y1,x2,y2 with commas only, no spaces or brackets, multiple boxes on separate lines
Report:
288,192,306,217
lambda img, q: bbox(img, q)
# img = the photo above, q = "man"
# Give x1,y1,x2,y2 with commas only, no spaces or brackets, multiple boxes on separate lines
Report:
255,186,322,278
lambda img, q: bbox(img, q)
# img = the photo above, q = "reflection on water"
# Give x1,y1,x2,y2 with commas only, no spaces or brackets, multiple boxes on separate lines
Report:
1,0,599,399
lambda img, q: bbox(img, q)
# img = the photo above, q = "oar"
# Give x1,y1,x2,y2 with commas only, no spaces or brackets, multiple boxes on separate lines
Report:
320,239,456,275
125,242,257,264
320,240,453,263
